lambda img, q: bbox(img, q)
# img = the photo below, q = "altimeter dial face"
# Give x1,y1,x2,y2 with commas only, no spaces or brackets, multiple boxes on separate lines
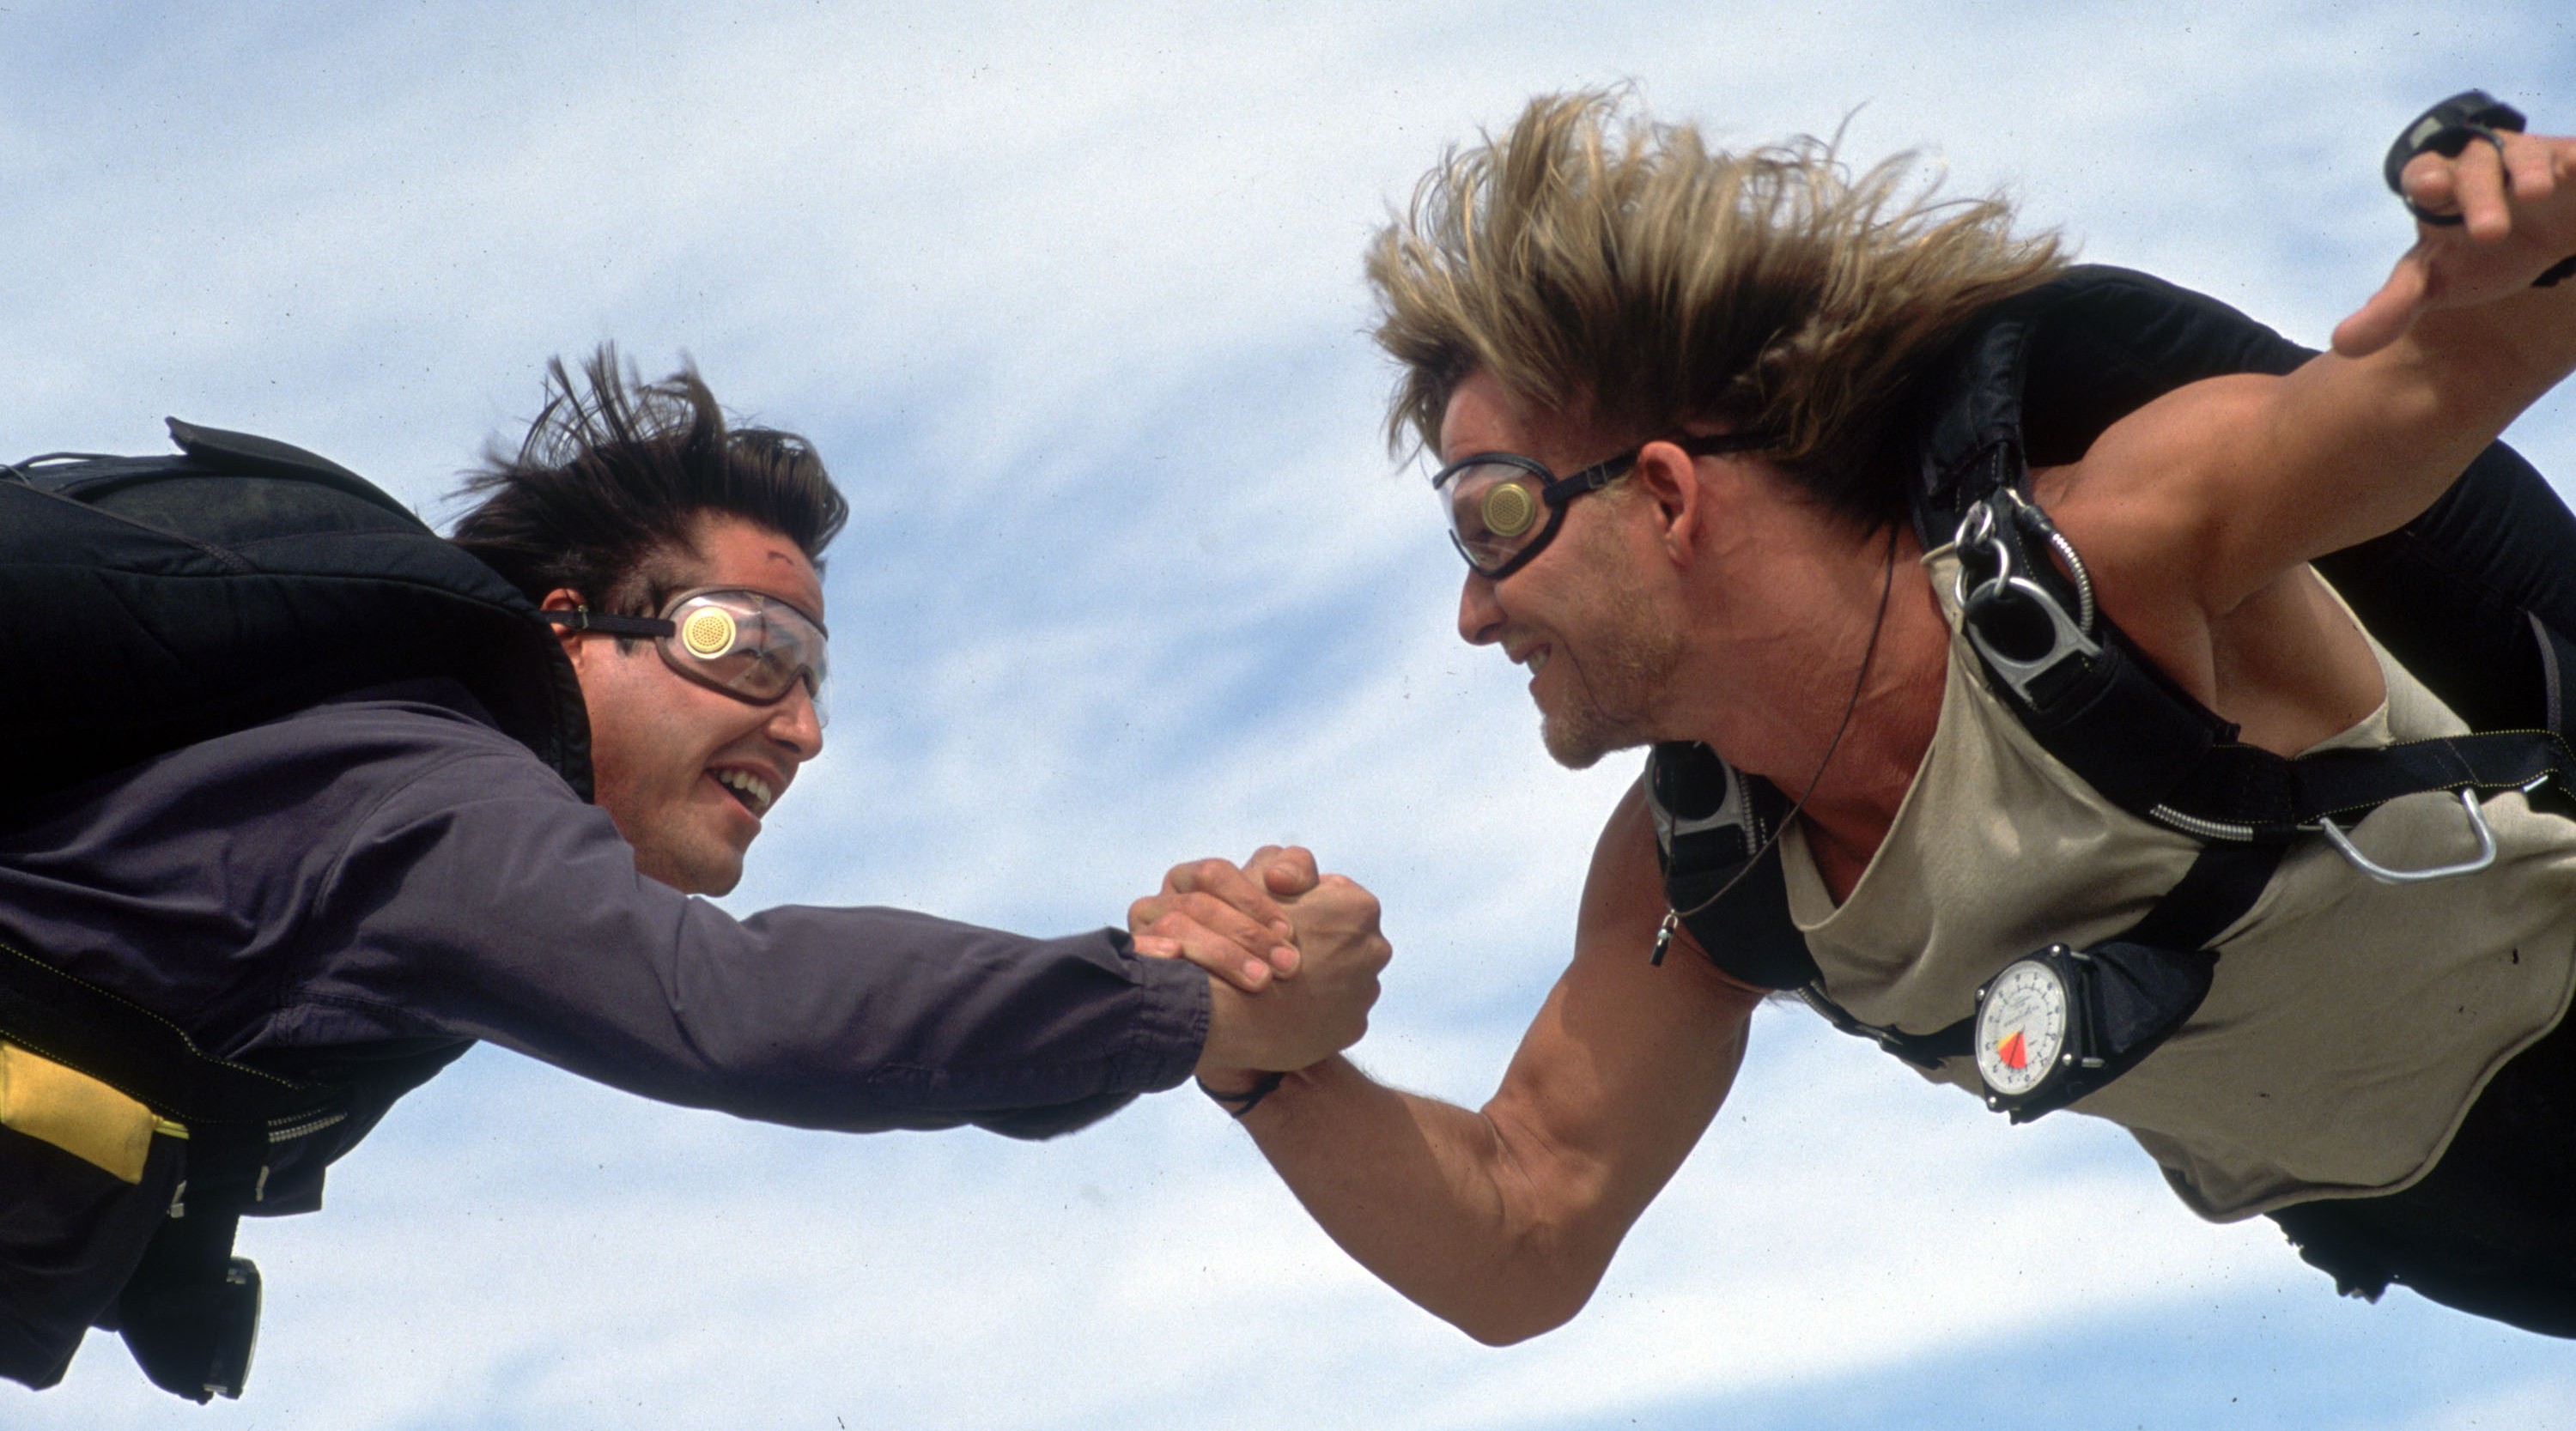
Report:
1976,959,2069,1099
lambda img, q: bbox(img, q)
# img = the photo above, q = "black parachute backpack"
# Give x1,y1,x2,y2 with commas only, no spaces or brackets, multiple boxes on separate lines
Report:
1649,266,2576,1111
1,418,589,803
0,419,592,1399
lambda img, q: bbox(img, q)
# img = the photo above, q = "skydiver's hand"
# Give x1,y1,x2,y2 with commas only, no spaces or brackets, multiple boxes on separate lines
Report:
2336,127,2576,357
1129,853,1305,992
1194,870,1390,1087
1242,843,1323,901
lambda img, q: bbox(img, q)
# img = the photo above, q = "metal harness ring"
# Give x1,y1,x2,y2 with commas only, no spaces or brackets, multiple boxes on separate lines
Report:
2314,789,2499,884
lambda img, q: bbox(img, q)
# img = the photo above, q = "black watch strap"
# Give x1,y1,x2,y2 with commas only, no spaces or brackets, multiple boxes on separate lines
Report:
2385,89,2528,227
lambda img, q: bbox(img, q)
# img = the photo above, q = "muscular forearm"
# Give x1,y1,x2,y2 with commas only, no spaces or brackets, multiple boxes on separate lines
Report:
2111,276,2576,615
2117,122,2576,608
2286,279,2576,555
1236,1057,1642,1345
1176,803,1750,1343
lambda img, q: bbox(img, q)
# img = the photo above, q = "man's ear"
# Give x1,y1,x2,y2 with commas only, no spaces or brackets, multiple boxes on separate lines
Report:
538,588,589,670
1631,440,1708,561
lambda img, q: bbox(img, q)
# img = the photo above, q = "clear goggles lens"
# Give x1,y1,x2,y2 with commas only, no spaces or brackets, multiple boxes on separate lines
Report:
1437,458,1553,575
657,589,830,726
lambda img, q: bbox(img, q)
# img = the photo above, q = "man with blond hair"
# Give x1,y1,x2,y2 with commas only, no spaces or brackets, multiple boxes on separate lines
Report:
1143,89,2576,1334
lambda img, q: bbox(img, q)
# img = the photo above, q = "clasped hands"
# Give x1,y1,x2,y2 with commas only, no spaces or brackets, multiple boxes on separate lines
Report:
1128,846,1388,1097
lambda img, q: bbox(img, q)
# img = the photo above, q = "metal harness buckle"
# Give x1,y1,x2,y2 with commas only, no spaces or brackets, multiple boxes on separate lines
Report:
1952,492,2101,706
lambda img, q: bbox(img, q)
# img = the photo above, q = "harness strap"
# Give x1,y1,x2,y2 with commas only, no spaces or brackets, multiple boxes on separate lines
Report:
1646,743,1821,989
1797,839,2287,1070
0,943,337,1130
2123,841,2292,950
1649,730,2287,1072
0,942,336,1403
1794,986,1970,1070
2157,730,2575,840
1953,485,2576,842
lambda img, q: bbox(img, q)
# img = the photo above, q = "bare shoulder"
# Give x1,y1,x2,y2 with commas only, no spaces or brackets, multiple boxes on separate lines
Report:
2038,372,2386,752
1567,779,1769,1016
2039,372,2275,635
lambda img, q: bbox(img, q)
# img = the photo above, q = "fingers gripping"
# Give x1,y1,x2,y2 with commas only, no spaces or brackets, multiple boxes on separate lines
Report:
1249,844,1321,897
1133,856,1303,991
1194,870,1394,1077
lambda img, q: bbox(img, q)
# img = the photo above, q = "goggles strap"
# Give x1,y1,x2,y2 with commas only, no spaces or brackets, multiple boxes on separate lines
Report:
542,609,674,639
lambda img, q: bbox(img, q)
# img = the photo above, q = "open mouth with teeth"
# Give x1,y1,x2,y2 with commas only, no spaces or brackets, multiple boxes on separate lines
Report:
710,767,776,817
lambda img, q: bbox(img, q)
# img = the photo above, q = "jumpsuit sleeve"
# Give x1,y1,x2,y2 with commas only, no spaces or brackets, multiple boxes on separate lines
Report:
294,748,1212,1139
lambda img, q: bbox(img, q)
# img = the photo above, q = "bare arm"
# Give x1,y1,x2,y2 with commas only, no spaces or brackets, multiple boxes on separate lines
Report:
2058,125,2576,630
1170,783,1763,1344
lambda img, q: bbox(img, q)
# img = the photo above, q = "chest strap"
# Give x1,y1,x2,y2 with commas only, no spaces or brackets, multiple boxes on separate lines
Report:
1950,486,2576,847
1794,837,2287,1073
1643,743,1819,989
1646,743,2285,1075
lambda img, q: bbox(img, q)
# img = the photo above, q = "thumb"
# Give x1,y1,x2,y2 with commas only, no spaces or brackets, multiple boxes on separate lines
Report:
2332,250,2430,358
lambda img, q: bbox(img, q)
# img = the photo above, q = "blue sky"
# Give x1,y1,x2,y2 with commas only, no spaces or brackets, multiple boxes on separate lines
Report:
6,2,2575,1427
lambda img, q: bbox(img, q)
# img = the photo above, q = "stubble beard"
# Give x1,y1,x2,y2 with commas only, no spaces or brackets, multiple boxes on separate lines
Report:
1538,567,1685,770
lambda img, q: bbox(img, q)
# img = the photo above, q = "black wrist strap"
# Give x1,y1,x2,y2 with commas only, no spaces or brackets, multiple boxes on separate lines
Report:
1198,1071,1286,1119
2535,255,2576,289
2385,89,2527,227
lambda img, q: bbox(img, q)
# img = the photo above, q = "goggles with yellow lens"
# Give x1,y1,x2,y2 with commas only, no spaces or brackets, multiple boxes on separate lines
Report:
1432,433,1763,581
547,587,831,725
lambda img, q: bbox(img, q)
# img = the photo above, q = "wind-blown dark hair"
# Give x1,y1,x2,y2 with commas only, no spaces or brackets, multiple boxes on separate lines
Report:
448,347,848,617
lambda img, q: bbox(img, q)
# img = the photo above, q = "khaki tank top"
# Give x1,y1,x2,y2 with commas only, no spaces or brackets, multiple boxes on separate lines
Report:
1779,551,2576,1220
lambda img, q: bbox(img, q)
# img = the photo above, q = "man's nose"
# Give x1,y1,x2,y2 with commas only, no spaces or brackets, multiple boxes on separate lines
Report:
1457,571,1505,646
769,682,825,762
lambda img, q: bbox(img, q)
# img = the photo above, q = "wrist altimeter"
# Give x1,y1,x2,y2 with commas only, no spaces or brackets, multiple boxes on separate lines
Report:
1972,939,2217,1123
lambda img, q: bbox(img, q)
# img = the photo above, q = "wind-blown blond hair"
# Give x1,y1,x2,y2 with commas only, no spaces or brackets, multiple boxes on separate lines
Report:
1369,91,2068,527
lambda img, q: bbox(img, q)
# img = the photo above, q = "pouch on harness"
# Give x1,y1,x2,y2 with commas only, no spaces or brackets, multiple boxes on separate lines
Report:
0,421,590,1399
1649,266,2576,1116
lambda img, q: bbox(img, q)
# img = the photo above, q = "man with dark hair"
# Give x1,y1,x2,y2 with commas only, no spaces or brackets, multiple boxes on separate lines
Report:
450,351,856,897
1146,91,2576,1337
0,350,1386,1398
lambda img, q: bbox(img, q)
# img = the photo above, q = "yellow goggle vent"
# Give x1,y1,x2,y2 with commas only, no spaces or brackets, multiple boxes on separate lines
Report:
1481,482,1538,539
